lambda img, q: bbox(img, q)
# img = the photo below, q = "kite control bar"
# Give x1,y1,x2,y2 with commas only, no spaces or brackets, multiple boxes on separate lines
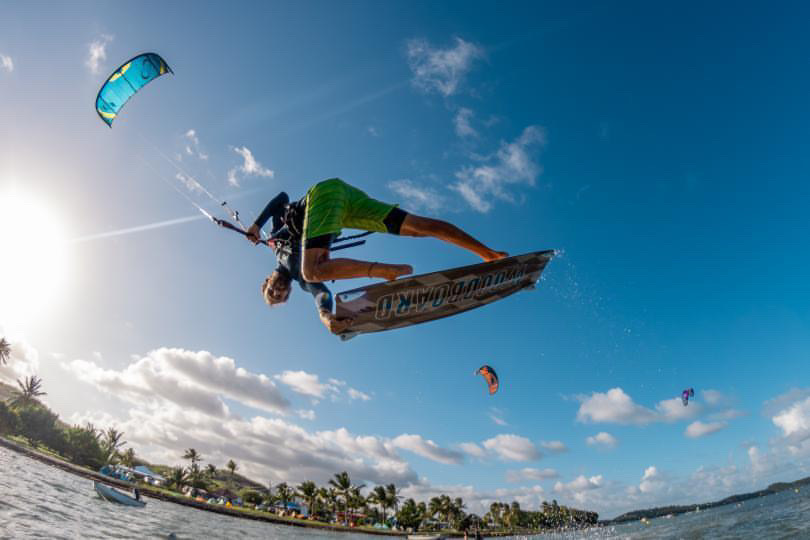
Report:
211,217,274,247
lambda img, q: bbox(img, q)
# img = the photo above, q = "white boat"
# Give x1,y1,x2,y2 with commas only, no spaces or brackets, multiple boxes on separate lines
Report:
94,481,146,508
408,535,446,540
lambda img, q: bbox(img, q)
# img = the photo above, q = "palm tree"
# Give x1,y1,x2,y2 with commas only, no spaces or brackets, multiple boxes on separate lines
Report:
386,483,401,515
329,471,353,524
206,463,217,479
226,459,238,489
370,485,389,523
0,337,10,366
297,480,318,517
428,496,443,525
181,448,203,486
349,486,366,521
276,482,293,511
509,501,521,530
119,447,136,467
11,375,46,407
319,487,338,520
182,448,202,467
101,427,126,464
450,497,466,529
439,495,452,524
167,466,188,492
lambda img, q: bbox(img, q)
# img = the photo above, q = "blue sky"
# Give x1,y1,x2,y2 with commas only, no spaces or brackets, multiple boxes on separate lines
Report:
2,0,810,518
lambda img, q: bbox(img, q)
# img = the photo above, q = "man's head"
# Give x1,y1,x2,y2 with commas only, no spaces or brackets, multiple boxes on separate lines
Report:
261,269,292,306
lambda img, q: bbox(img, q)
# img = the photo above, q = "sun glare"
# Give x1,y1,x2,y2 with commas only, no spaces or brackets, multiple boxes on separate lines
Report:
0,187,70,329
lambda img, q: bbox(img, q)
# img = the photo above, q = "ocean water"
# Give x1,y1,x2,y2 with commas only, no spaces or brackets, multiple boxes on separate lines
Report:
1,446,809,539
511,489,810,540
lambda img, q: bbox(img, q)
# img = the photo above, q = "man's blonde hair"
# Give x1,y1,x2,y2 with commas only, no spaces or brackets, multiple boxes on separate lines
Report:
261,271,291,306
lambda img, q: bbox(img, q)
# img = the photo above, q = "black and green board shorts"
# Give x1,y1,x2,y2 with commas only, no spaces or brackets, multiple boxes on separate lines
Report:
302,178,406,248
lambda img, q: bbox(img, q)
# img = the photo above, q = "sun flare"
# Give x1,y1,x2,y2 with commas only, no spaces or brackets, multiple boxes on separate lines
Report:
0,187,70,329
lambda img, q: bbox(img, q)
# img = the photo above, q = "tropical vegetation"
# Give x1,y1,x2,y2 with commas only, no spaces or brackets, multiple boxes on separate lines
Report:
0,376,599,534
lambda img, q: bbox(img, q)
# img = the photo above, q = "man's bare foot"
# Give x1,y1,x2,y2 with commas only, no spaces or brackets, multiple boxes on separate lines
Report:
373,263,413,281
483,250,509,262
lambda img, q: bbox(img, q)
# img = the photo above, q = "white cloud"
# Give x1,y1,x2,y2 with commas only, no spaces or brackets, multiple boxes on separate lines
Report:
482,434,540,462
701,389,726,406
406,37,483,97
452,126,546,212
387,179,444,213
540,440,567,453
657,397,701,422
74,404,419,488
748,446,767,474
63,347,290,416
459,442,486,458
227,146,274,187
391,434,464,465
453,108,477,138
685,420,727,438
348,388,371,401
64,349,470,489
639,466,664,494
0,54,13,73
553,475,603,504
577,387,700,426
764,388,810,417
576,388,658,425
0,334,40,385
367,126,379,137
773,396,810,441
275,370,340,400
586,432,617,449
506,467,558,483
183,129,208,160
86,35,113,74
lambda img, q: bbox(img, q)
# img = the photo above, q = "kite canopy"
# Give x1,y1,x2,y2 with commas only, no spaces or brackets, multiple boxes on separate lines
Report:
681,387,695,406
96,52,172,127
475,365,499,395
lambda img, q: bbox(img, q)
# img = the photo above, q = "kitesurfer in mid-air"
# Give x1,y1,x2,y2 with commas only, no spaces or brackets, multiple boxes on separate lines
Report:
246,178,507,333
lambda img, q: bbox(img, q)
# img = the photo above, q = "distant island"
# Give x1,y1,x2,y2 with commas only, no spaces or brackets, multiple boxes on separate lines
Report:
606,477,810,524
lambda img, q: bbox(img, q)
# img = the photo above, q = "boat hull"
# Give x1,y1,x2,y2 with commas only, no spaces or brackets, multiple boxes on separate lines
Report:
94,481,146,508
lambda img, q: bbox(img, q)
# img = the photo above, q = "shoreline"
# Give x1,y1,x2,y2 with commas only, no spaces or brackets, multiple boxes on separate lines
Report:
0,436,404,537
1,435,587,538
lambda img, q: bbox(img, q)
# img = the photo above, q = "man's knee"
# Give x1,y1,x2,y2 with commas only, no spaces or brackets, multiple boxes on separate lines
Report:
302,249,328,282
301,261,322,283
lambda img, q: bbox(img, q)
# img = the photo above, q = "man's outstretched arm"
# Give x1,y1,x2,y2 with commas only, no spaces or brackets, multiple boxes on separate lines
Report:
247,192,290,242
305,282,353,335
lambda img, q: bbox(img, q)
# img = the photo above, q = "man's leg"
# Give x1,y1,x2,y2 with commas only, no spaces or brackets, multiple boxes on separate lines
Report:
302,247,411,283
399,214,508,262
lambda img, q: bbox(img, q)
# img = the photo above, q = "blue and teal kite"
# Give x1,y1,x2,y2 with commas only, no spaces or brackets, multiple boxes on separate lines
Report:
95,53,172,127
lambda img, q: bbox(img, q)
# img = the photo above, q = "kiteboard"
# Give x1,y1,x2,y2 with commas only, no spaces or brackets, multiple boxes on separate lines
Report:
335,250,554,341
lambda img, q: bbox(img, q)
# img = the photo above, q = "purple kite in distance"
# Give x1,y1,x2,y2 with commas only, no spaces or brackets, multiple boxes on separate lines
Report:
681,388,695,406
